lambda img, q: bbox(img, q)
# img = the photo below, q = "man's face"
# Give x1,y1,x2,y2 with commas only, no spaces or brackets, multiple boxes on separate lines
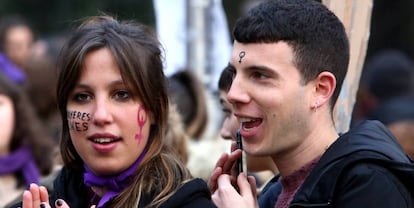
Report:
227,41,314,158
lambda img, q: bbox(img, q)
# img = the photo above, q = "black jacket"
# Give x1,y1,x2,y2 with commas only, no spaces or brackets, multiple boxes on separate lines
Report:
259,120,414,208
11,166,216,208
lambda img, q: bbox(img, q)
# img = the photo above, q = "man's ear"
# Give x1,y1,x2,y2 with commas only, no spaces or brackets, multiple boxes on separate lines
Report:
313,71,336,108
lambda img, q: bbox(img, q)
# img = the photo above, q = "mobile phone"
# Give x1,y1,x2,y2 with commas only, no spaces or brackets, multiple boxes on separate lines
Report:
236,129,243,176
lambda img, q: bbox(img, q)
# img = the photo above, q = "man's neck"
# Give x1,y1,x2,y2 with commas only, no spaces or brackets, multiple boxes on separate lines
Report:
272,124,338,177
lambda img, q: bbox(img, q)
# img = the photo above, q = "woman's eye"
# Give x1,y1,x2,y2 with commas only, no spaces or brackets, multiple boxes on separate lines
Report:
73,93,91,102
114,90,130,100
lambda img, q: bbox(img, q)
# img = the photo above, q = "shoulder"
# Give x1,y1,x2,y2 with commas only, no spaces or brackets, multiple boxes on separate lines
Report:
161,178,216,208
292,150,414,207
334,162,414,207
49,166,89,207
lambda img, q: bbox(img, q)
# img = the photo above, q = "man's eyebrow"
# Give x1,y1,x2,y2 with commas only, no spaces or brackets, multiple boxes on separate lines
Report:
246,64,274,72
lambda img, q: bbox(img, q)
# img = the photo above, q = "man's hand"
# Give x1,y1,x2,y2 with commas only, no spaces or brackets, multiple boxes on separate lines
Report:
211,173,258,208
208,142,242,193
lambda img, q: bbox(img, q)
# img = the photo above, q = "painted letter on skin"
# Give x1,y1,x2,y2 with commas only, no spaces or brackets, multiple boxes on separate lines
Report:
68,110,91,131
135,105,148,143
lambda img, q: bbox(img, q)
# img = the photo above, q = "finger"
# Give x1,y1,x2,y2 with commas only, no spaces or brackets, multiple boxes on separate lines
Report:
40,202,51,208
211,189,221,206
247,175,258,198
237,173,253,197
208,166,223,193
55,199,70,208
212,174,238,206
22,190,33,208
230,141,237,152
223,149,242,174
238,174,259,207
29,183,41,208
214,153,229,170
39,186,50,204
217,174,234,189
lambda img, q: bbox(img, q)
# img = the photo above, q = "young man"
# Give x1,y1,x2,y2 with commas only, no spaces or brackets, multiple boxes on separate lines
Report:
209,0,414,207
217,67,278,188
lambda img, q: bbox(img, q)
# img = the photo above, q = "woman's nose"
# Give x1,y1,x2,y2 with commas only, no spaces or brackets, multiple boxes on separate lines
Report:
92,99,113,126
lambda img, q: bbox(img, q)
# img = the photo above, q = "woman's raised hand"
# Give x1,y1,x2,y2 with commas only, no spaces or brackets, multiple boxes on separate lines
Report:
21,184,95,208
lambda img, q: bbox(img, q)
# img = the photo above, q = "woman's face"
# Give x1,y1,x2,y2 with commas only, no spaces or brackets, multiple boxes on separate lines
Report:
66,48,152,176
0,94,15,155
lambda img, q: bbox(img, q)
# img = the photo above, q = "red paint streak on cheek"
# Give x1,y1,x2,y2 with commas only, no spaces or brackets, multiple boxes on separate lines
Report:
135,105,148,143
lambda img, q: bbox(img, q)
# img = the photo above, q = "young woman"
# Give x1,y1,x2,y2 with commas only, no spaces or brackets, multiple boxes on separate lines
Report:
0,75,54,207
16,16,215,208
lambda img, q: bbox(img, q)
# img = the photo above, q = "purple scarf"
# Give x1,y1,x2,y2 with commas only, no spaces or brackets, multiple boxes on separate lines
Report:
83,149,147,208
0,53,26,84
0,146,40,188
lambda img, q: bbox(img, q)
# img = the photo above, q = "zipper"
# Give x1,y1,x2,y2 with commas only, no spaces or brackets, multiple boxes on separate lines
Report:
289,200,332,207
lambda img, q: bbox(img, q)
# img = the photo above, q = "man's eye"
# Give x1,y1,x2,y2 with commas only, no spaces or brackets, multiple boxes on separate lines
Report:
252,71,267,79
114,90,130,100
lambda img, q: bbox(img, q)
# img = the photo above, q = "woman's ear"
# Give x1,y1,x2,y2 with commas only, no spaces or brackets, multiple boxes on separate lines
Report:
313,71,336,108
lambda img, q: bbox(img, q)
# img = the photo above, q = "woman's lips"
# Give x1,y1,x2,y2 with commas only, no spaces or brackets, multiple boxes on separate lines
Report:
88,133,121,152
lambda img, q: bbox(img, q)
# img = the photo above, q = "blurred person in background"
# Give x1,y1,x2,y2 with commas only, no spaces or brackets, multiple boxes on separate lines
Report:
0,15,34,71
352,49,414,126
0,75,54,207
167,69,230,181
167,69,208,140
23,37,63,144
368,95,414,159
165,103,190,165
0,15,62,144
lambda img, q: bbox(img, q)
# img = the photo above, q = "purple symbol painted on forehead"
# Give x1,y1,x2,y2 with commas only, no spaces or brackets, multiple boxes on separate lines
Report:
238,51,246,63
135,106,147,142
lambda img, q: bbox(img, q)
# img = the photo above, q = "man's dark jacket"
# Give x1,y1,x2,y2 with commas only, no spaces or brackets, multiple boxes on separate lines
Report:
259,120,414,207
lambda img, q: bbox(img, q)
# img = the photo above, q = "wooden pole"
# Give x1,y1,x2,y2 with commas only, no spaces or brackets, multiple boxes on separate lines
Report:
322,0,373,133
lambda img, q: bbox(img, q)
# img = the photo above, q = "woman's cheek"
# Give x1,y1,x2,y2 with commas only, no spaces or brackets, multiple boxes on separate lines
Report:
67,110,91,132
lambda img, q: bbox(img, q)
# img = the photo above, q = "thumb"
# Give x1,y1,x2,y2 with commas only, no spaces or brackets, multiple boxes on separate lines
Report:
238,173,257,199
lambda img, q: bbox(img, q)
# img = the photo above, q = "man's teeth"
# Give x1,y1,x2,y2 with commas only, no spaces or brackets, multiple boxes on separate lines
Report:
240,117,257,123
242,125,253,131
93,138,114,143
